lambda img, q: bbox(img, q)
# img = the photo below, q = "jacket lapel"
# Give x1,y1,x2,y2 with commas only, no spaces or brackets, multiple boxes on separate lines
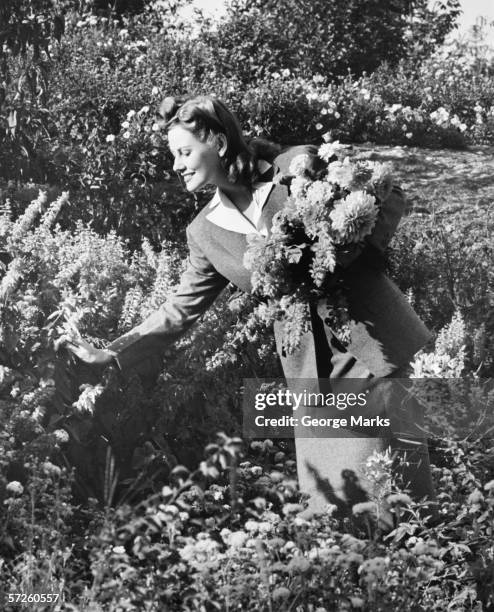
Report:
260,162,289,234
204,161,288,236
205,195,259,235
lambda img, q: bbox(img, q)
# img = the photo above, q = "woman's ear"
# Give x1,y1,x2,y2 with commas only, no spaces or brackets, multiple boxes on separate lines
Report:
216,133,228,158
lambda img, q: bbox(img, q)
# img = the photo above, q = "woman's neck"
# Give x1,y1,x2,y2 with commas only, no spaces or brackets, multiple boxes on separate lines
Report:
216,180,252,212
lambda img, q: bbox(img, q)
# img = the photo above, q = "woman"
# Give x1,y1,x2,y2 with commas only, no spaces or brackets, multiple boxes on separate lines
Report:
68,94,435,514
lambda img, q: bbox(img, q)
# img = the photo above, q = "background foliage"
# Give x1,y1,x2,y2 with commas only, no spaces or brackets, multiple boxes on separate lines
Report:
1,0,491,246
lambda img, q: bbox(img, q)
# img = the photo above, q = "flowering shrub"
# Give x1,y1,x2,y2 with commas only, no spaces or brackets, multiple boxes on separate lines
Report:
0,189,278,503
389,189,494,377
36,434,492,610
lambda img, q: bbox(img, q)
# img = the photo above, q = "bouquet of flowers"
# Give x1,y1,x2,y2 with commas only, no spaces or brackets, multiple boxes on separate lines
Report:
241,142,394,354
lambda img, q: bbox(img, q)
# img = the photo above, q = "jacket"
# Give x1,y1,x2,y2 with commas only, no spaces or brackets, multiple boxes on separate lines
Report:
107,145,431,378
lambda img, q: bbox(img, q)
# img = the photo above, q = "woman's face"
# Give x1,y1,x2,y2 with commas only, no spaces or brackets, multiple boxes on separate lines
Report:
168,125,225,192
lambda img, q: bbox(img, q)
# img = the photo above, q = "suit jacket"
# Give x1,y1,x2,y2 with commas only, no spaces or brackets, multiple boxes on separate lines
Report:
108,145,431,378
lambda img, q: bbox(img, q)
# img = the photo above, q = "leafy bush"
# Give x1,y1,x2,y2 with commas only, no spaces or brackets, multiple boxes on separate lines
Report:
200,0,461,83
0,0,67,182
3,432,488,610
389,193,494,376
0,190,278,503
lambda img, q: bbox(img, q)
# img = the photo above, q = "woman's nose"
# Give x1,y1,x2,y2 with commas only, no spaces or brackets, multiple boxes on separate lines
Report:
173,156,184,172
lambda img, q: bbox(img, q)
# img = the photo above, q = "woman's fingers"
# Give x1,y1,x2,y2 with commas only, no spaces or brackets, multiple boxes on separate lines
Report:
54,333,74,352
56,334,90,358
56,334,112,366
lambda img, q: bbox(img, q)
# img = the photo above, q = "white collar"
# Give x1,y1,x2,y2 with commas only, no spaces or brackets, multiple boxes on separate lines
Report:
205,161,274,235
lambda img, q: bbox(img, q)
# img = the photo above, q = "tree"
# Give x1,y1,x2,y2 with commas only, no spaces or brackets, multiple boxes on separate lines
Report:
200,0,462,83
0,0,66,181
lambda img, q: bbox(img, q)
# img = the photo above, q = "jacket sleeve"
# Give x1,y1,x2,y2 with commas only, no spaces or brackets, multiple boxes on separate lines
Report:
107,227,229,372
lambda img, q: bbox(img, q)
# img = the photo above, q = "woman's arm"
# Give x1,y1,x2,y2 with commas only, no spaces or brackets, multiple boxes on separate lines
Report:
68,229,228,373
106,228,229,372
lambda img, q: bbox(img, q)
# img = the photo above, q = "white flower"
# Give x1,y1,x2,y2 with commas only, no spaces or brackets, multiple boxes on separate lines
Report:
6,481,23,495
113,545,126,554
258,521,273,534
162,504,179,517
122,131,131,139
138,105,150,115
290,176,310,198
72,384,104,414
352,501,377,516
387,493,412,505
227,531,249,548
245,520,259,533
359,556,388,576
53,429,69,444
42,461,62,477
105,134,115,143
306,180,334,206
32,406,45,422
151,86,159,96
330,191,378,243
318,140,345,161
467,489,484,505
349,597,365,609
325,159,354,188
369,161,393,188
127,110,136,120
121,121,130,129
289,154,312,177
220,528,232,542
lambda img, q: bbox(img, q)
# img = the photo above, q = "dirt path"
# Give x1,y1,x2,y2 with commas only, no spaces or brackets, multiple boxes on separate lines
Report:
354,144,494,218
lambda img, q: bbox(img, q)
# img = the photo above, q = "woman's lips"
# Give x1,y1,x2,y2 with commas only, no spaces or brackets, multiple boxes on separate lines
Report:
183,172,195,182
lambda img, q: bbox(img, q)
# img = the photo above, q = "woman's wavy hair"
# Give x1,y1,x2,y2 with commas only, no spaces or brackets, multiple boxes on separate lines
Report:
160,94,268,186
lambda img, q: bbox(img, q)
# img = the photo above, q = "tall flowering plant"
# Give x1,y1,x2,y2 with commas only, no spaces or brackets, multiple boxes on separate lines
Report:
242,143,394,353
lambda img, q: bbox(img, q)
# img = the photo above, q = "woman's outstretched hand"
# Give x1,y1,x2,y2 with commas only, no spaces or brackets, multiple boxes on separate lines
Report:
65,337,114,366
